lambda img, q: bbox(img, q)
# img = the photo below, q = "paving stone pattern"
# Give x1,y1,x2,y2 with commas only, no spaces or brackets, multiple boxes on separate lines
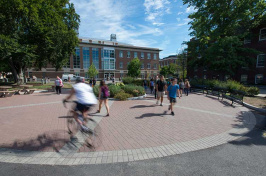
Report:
0,92,256,165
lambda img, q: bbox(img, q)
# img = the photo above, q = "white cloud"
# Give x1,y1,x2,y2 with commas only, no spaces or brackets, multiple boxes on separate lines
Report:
176,18,181,22
70,0,163,47
144,0,171,25
186,6,197,13
177,12,184,15
177,18,191,27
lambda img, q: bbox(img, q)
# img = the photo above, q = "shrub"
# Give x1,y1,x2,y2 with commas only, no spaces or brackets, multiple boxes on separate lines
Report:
114,92,132,101
122,85,145,97
93,85,99,97
108,85,122,97
122,77,134,84
115,82,125,88
246,86,259,96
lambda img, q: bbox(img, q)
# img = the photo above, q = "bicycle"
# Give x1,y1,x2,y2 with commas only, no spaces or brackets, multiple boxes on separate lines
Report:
63,100,102,150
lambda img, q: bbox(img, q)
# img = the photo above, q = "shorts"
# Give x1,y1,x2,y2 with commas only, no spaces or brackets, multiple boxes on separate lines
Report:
157,91,164,98
169,97,176,103
75,102,92,112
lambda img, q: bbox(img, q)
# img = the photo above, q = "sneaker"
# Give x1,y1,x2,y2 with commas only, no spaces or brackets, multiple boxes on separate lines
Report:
171,111,175,116
156,101,159,104
160,103,163,106
81,125,89,132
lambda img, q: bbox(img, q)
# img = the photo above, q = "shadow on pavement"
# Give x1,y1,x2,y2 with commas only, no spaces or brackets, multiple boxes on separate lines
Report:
0,130,69,153
130,104,156,109
135,111,171,119
229,110,266,146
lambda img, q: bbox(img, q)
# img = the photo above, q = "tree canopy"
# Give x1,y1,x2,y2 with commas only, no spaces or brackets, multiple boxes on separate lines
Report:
0,0,80,82
183,0,266,76
87,63,98,78
127,58,141,78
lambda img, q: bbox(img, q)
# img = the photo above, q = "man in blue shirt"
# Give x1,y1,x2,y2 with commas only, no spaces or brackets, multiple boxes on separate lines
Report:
167,78,180,116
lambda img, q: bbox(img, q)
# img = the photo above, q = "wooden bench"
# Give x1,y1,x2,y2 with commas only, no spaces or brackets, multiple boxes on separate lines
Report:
222,89,246,106
0,91,16,97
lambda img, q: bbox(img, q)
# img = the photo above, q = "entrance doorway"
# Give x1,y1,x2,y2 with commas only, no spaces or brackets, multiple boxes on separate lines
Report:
104,73,114,80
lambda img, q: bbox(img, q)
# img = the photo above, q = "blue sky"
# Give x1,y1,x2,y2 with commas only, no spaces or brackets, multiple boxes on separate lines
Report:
70,0,196,59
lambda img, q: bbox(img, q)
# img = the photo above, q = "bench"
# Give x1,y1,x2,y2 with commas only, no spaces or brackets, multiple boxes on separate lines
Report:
0,91,16,97
222,89,246,105
191,85,206,94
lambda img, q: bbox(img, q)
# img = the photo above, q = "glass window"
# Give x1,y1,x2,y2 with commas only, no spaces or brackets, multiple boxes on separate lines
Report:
203,75,207,79
110,50,115,58
153,63,157,69
141,52,144,59
259,28,266,41
244,33,251,44
75,72,80,76
127,51,131,58
63,58,70,68
255,74,263,84
119,62,123,68
257,54,265,67
141,63,144,69
83,47,90,69
147,53,151,59
73,48,80,68
134,52,137,58
147,63,151,69
92,48,99,69
119,51,123,58
241,75,248,84
154,53,157,60
127,62,130,66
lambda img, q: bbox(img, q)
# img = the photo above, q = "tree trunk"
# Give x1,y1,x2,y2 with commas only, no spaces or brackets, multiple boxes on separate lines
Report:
8,58,19,84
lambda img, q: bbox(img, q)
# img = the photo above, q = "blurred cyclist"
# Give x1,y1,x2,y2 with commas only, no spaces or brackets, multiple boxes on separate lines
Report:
63,77,97,130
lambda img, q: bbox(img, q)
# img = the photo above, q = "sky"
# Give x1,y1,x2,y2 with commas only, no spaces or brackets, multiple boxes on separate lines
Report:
70,0,196,59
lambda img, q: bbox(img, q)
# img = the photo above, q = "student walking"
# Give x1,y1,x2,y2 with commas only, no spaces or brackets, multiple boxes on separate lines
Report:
143,79,148,92
156,75,167,106
154,75,159,99
184,79,190,96
97,80,110,116
167,78,180,116
179,79,185,97
149,78,155,94
55,76,63,95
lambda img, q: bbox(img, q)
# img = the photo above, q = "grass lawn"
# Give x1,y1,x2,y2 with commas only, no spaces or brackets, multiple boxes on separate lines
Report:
244,96,266,109
33,83,73,89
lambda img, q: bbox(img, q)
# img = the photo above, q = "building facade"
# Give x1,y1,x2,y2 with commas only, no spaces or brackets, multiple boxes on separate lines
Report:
187,23,266,85
159,55,178,67
27,34,161,80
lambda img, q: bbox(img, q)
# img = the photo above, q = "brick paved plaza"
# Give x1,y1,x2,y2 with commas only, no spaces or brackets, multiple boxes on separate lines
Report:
0,92,256,165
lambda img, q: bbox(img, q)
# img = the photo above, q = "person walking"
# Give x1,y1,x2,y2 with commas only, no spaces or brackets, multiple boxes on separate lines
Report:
149,78,155,94
89,78,93,87
55,76,63,95
154,75,159,99
92,78,96,87
167,78,180,115
184,79,190,96
179,79,185,97
156,75,167,106
97,80,110,116
143,78,148,92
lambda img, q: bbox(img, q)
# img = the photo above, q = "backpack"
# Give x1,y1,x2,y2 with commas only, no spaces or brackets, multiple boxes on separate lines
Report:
150,81,154,87
101,86,109,98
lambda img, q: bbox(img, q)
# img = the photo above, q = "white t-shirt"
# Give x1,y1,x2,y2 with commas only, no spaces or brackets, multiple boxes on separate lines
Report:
73,83,97,105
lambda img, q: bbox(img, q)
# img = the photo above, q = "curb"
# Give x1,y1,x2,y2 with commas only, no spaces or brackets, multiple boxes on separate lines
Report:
243,102,266,114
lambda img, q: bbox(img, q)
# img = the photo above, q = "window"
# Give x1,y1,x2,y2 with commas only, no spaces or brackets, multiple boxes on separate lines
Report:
241,75,248,84
259,28,266,41
83,47,90,69
141,63,144,69
127,51,131,58
134,52,137,58
255,74,263,84
127,62,130,66
147,63,151,69
141,52,144,59
75,72,80,76
102,49,115,70
154,53,157,60
92,48,99,69
244,33,251,44
141,74,145,79
153,63,157,69
73,48,80,68
119,51,123,58
257,54,265,67
147,53,151,59
119,62,123,68
63,58,70,68
203,75,207,79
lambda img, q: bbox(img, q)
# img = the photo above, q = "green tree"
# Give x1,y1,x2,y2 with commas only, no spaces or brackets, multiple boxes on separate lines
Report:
183,0,266,76
168,63,178,76
127,58,141,78
159,66,169,77
176,50,188,80
0,0,80,83
87,63,99,78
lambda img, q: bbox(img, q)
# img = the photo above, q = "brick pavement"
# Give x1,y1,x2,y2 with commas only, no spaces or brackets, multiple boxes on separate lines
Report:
0,92,256,165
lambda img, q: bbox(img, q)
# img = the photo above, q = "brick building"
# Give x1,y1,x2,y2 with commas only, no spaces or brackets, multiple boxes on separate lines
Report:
159,55,177,67
187,23,266,85
26,34,161,80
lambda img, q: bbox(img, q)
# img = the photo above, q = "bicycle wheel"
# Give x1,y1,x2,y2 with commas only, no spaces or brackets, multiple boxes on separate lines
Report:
67,110,79,136
83,119,102,149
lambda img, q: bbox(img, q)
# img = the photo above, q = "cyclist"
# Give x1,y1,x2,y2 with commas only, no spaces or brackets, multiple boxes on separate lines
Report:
63,77,97,130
